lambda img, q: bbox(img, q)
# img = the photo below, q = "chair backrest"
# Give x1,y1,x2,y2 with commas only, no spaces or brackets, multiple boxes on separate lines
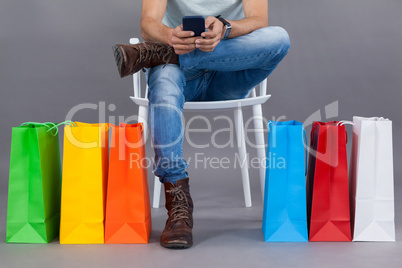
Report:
129,37,267,100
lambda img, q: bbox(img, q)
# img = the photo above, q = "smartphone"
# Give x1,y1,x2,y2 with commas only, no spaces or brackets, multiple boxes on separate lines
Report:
182,16,205,36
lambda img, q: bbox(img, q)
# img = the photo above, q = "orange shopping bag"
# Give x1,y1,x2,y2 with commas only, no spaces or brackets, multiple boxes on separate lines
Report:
104,123,151,244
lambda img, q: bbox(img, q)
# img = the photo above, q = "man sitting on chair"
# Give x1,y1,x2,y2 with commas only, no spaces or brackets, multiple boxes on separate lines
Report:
112,0,290,249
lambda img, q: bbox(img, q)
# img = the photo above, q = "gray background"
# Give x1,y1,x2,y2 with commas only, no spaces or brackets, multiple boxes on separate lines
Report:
1,0,401,267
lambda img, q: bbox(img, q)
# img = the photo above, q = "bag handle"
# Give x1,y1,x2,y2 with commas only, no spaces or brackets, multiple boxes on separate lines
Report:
20,121,75,136
310,121,320,146
336,120,354,144
100,123,111,131
336,120,354,126
267,121,276,148
303,128,308,176
46,120,77,135
310,121,353,145
20,122,56,128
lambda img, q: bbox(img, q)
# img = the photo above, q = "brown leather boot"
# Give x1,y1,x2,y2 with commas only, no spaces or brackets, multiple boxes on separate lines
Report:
112,42,179,78
160,178,193,249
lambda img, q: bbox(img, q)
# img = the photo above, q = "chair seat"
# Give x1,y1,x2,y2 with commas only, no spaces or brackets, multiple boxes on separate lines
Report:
130,95,271,112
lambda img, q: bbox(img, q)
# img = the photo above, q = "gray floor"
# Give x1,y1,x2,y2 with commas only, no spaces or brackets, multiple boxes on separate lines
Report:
1,0,402,267
0,171,401,268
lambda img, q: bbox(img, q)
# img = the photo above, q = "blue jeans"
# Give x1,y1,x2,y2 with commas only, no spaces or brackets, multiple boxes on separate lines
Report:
146,26,290,183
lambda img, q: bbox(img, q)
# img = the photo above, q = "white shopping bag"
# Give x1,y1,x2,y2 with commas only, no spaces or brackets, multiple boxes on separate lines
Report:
350,116,395,241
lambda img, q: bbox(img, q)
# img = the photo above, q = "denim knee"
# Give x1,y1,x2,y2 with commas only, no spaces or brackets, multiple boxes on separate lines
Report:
260,26,290,56
146,64,186,107
251,26,290,69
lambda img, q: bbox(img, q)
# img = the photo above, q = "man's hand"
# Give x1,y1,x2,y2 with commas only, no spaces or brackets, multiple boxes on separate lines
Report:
170,25,201,55
169,16,225,54
196,16,224,52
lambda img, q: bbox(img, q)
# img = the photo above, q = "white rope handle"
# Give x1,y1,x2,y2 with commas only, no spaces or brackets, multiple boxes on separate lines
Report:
336,120,354,126
378,117,390,121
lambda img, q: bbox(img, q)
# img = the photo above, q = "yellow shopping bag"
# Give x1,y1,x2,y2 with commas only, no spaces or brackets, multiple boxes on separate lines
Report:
59,122,109,244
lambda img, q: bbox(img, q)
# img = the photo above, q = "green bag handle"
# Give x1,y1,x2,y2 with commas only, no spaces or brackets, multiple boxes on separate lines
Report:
20,122,57,135
20,121,76,136
46,121,77,135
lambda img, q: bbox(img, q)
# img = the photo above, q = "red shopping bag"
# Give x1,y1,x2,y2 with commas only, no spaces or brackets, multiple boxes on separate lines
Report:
104,123,151,244
306,121,351,241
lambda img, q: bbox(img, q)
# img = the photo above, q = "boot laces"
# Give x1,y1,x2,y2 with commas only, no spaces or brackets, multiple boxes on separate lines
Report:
166,185,190,226
136,42,174,68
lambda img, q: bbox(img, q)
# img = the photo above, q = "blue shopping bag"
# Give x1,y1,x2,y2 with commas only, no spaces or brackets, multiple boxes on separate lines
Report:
262,120,308,242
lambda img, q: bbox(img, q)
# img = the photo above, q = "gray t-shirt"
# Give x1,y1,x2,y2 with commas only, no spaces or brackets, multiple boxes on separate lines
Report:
162,0,245,28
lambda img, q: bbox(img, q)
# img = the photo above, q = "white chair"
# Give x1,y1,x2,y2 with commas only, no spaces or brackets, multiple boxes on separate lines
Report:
129,38,270,208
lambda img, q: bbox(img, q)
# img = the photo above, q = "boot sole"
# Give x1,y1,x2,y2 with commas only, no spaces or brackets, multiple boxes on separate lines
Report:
160,241,193,249
112,45,124,78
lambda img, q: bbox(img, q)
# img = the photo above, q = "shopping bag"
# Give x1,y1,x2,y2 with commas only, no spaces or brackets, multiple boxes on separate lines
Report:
6,122,62,243
104,123,151,244
350,117,395,241
306,121,351,241
59,122,109,244
262,120,308,242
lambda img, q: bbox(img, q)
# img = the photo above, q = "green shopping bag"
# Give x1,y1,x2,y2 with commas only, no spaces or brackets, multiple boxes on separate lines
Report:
6,122,66,243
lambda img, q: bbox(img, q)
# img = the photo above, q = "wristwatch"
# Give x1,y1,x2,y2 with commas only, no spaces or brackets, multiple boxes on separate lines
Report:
215,15,231,40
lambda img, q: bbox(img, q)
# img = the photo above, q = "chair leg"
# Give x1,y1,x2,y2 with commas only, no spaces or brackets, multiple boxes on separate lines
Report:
150,132,162,208
252,104,266,201
234,106,252,207
153,176,162,208
138,105,162,208
138,105,148,141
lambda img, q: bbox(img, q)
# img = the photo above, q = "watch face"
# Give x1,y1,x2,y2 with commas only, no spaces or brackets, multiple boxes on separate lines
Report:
224,25,231,39
217,17,231,39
